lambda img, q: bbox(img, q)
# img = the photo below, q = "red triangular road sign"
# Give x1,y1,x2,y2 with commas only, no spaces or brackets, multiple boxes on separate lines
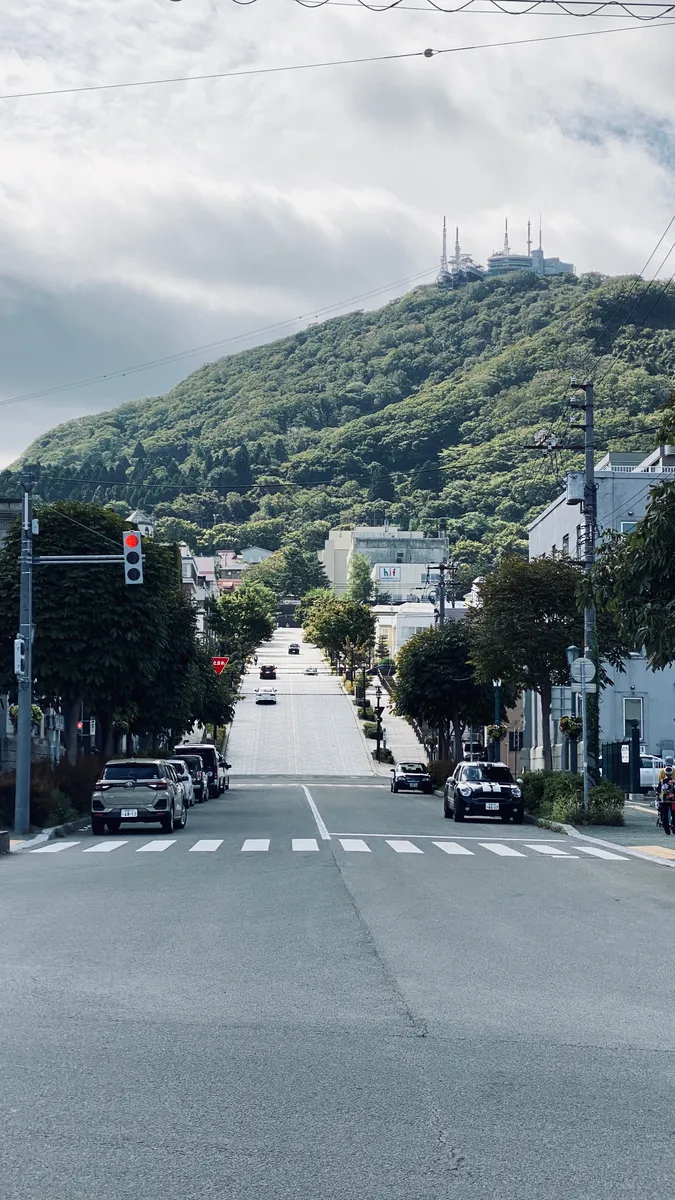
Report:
212,656,230,675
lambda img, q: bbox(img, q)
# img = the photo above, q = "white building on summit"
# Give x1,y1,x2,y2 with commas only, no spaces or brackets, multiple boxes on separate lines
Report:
437,217,574,286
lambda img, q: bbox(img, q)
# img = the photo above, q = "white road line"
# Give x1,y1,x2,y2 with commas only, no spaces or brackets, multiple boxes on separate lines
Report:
526,844,574,857
480,843,526,857
136,840,176,853
292,838,319,852
189,840,224,853
339,838,371,852
302,785,331,841
386,839,424,854
30,841,80,854
82,841,128,853
433,841,474,856
328,833,568,841
241,839,270,852
577,846,629,861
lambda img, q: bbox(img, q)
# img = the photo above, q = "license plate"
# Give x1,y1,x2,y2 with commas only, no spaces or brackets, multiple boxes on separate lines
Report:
485,802,499,811
121,808,138,818
409,782,419,788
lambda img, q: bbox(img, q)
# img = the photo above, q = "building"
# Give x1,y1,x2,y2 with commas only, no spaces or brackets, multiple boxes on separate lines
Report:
373,603,438,657
0,498,22,549
320,525,450,597
178,544,217,639
128,509,154,537
240,545,274,565
524,446,675,768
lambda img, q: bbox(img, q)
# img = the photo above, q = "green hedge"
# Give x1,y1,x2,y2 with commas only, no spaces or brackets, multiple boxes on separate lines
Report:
0,756,105,831
362,722,378,739
521,771,624,826
373,748,394,764
426,759,455,790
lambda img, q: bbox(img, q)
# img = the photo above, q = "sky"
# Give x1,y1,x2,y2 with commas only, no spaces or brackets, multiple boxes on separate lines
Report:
1,0,674,467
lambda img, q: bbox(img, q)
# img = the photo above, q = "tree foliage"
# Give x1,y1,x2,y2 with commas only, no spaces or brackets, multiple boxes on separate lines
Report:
6,273,674,576
303,597,375,660
212,582,277,661
346,552,374,603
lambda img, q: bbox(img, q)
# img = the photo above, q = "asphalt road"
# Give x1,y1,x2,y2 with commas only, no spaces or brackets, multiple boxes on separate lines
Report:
2,778,675,1199
227,628,374,776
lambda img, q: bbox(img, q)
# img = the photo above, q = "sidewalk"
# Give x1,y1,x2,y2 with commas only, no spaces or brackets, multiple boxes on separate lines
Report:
366,682,427,776
569,798,675,866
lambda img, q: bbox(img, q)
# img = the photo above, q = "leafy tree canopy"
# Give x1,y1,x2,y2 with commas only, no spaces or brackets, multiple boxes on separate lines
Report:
346,552,374,603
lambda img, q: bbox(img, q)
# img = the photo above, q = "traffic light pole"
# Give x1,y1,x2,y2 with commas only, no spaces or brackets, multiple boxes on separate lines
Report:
571,379,597,798
14,485,33,835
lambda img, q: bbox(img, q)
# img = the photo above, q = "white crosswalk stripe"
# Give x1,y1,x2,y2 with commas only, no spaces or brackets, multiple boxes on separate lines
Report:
83,841,128,853
189,840,224,853
386,840,424,854
480,843,526,858
136,840,176,853
292,838,319,852
339,839,371,852
30,841,81,854
577,846,629,860
241,839,270,852
526,844,576,857
433,841,474,856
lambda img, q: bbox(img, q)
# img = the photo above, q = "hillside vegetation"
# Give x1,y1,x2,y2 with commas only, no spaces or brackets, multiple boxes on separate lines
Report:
5,271,675,572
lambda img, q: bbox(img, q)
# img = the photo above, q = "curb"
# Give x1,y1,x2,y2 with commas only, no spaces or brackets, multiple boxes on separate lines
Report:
10,815,89,853
562,822,675,869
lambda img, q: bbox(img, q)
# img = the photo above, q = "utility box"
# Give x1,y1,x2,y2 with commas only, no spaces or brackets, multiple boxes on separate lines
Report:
566,472,585,505
602,741,631,793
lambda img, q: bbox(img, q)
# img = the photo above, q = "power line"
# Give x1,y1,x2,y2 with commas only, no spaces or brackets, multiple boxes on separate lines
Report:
1,21,673,102
237,0,675,13
0,267,436,410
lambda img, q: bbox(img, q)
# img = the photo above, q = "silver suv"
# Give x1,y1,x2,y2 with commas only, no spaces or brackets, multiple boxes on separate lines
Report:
91,759,187,836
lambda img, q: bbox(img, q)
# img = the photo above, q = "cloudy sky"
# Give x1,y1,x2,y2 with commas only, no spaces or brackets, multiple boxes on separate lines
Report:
0,0,674,466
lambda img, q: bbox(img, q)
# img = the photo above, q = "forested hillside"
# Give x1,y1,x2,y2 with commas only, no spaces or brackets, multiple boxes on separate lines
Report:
5,271,674,572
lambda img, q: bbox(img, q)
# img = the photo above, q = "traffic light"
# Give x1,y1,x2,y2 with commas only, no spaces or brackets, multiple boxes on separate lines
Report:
123,531,143,585
14,634,26,678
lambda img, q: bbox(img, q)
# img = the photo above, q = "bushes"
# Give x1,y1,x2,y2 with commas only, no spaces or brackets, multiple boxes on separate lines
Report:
373,748,394,764
362,722,378,739
521,770,624,826
426,759,455,790
0,756,104,831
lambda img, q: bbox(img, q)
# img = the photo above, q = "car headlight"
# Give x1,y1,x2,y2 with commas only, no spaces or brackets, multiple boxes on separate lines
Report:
511,786,522,799
459,785,472,797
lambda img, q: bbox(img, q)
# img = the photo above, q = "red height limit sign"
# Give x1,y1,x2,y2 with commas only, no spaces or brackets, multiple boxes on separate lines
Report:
212,656,230,675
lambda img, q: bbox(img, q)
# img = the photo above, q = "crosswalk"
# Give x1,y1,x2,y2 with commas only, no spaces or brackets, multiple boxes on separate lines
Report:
24,836,630,862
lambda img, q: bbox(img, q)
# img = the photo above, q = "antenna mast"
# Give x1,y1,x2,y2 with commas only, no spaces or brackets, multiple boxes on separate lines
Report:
503,218,510,255
454,225,461,268
440,216,448,273
527,219,532,258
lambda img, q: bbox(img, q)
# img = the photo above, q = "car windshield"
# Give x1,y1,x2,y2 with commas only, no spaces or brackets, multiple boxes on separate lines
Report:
103,763,159,780
464,765,514,783
168,761,188,776
399,763,426,774
178,756,201,771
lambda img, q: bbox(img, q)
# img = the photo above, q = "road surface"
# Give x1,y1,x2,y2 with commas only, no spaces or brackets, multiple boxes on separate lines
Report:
227,627,374,776
2,778,674,1199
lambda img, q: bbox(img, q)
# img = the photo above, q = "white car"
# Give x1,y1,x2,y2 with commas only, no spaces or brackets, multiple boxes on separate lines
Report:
641,754,664,793
304,666,318,676
168,758,195,807
255,687,277,705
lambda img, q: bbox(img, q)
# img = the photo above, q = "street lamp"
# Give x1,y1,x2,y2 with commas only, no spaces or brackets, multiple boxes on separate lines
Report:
374,685,385,762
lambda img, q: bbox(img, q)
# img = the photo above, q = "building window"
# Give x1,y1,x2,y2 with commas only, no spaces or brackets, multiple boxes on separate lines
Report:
623,697,643,739
620,521,637,534
576,525,582,559
551,544,557,558
396,553,404,564
562,534,569,557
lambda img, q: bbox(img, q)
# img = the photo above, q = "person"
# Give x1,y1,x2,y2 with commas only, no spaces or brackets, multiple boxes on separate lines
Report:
253,654,258,666
657,757,675,834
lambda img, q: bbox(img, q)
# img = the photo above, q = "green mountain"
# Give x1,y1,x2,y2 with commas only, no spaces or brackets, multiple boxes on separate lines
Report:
6,271,674,573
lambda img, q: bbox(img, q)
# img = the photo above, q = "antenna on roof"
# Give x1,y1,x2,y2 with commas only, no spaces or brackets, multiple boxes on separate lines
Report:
503,218,510,255
527,219,532,258
440,216,448,273
454,225,461,267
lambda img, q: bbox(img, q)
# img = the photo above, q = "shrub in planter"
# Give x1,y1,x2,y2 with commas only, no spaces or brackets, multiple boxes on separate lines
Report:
559,715,583,740
520,771,547,814
373,747,394,764
362,722,378,739
426,759,455,789
345,680,354,694
360,706,376,722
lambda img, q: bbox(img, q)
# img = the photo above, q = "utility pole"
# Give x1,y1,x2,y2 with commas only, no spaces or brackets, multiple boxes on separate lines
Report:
428,560,460,625
570,379,597,795
14,483,34,835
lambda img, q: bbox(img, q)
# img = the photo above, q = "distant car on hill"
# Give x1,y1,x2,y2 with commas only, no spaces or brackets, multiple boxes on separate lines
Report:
260,665,277,679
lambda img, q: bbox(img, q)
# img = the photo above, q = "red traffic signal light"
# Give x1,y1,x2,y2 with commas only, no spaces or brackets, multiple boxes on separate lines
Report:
123,530,143,585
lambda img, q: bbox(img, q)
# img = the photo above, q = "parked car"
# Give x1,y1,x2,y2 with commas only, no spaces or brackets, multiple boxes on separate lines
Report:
641,754,664,793
260,664,277,679
304,666,318,676
444,761,524,823
91,758,187,835
255,687,277,705
168,758,195,807
288,643,300,655
174,742,222,797
390,762,433,794
172,752,207,802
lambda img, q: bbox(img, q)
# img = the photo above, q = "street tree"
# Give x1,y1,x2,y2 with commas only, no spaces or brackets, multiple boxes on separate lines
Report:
346,552,374,603
212,582,277,662
303,598,375,662
394,622,497,761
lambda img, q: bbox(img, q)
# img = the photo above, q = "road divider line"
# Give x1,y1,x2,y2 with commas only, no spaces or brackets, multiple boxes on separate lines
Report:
302,785,331,841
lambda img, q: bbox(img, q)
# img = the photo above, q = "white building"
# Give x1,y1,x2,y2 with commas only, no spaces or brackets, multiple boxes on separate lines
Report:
524,445,675,768
320,525,449,597
373,601,467,657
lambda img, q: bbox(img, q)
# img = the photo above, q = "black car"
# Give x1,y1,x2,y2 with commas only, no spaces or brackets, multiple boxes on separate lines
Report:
288,643,300,655
390,762,433,794
444,761,524,823
260,664,277,679
172,752,208,802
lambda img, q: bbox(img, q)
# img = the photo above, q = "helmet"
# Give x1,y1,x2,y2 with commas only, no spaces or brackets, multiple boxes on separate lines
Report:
666,756,674,767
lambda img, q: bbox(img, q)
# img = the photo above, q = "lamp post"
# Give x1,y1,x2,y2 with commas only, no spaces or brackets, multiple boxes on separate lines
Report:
492,678,502,762
374,686,384,762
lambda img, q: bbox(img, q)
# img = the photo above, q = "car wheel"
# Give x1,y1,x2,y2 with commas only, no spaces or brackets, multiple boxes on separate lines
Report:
91,816,106,836
392,783,398,793
453,801,465,822
177,803,187,830
160,806,175,834
513,808,524,825
500,813,511,823
443,800,452,819
106,820,121,833
225,780,230,791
